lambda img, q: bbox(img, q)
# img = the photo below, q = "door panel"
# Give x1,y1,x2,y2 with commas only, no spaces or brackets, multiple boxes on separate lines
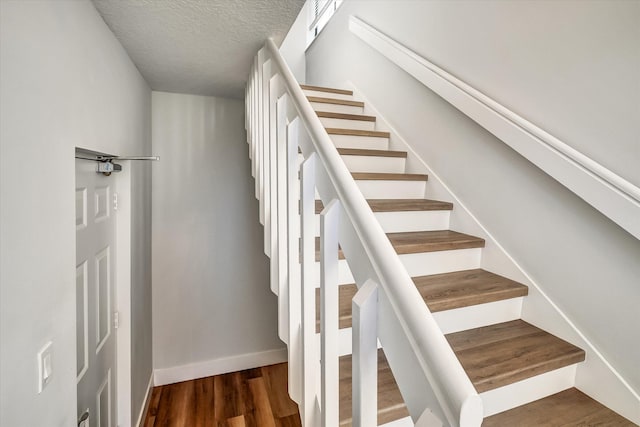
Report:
76,159,117,427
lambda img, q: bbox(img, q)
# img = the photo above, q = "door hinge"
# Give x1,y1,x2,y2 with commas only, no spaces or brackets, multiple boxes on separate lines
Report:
114,311,120,329
113,193,119,211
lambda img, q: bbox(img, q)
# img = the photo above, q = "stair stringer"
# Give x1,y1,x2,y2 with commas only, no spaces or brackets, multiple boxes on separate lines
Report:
346,81,640,424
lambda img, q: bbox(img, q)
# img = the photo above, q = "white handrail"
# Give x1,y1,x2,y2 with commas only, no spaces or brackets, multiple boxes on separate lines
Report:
263,37,482,426
349,16,640,241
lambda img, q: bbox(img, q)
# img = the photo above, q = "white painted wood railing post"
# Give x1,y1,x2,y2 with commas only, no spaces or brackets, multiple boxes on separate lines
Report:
264,74,282,260
276,93,290,343
352,279,379,427
267,73,282,269
260,58,272,226
261,59,272,255
287,116,303,404
255,49,264,204
300,153,319,427
320,199,341,427
250,59,256,168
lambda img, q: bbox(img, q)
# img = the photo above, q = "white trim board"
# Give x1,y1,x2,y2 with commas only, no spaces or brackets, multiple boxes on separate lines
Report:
153,348,288,386
345,82,640,424
348,15,640,241
136,374,154,427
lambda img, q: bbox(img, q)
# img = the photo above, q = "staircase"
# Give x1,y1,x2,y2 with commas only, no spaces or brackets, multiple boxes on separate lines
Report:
300,83,634,426
246,39,636,426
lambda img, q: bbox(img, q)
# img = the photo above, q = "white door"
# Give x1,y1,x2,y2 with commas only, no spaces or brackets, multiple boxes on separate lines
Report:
76,158,117,427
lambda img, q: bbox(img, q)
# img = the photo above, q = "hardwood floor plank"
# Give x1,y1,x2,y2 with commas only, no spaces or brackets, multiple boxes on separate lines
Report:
193,377,215,427
226,415,246,427
214,372,246,422
153,380,194,427
248,377,277,427
144,385,163,427
261,364,299,418
240,370,257,427
275,414,303,427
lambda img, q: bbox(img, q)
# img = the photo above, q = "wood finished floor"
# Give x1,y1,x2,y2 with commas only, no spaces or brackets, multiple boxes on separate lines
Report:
143,363,301,427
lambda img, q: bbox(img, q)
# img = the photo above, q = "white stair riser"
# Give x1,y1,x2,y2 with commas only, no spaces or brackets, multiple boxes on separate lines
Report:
355,180,426,199
342,155,405,173
310,102,363,115
374,210,450,233
319,117,376,131
303,89,354,101
399,248,482,277
480,365,578,417
433,298,524,334
330,134,389,150
313,247,482,286
314,210,451,234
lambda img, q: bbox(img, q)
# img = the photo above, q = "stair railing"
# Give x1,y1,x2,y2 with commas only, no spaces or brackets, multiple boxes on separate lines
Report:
245,38,483,427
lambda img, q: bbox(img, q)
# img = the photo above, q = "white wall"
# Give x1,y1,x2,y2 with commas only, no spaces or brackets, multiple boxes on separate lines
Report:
279,0,310,83
305,0,640,392
0,1,153,426
151,92,283,383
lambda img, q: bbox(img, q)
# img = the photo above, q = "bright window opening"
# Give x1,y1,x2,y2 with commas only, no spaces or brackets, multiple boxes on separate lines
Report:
307,0,344,47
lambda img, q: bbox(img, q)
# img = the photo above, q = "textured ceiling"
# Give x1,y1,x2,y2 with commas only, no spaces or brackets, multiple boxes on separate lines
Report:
93,0,304,99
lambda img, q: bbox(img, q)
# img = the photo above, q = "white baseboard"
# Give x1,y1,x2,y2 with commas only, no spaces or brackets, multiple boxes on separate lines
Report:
153,348,288,386
136,373,154,427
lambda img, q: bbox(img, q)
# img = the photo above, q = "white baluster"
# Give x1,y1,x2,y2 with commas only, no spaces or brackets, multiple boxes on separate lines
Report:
255,49,264,202
276,93,290,343
320,199,341,427
264,73,279,258
301,153,319,427
287,116,302,404
352,279,379,427
268,74,282,286
261,59,272,254
260,58,271,225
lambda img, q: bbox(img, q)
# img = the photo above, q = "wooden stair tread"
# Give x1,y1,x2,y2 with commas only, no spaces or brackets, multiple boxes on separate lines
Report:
337,148,406,158
413,269,528,312
315,230,485,261
307,96,364,107
327,128,390,138
317,111,376,122
446,320,586,393
339,349,409,426
352,172,427,181
482,388,635,426
316,198,453,213
386,230,485,254
301,84,353,96
315,269,527,332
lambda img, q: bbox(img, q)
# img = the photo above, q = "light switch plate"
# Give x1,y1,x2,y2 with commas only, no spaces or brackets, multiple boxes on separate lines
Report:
37,341,53,393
